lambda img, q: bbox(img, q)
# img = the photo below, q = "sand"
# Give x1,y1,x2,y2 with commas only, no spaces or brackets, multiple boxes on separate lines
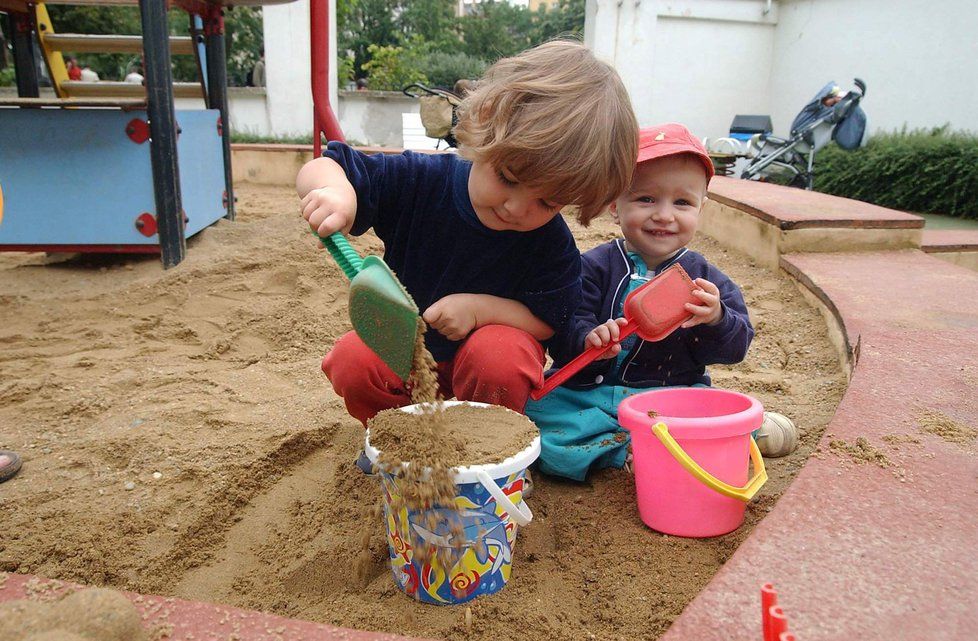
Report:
369,403,537,469
1,587,147,641
0,183,846,640
916,409,977,445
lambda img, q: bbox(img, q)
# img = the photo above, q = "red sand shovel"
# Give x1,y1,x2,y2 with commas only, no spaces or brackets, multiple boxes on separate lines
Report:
530,263,701,400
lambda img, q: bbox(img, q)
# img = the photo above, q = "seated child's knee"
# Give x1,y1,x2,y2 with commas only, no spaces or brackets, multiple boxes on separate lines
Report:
467,324,536,350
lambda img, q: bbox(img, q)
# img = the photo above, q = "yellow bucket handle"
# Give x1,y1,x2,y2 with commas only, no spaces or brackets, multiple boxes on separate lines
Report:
651,421,767,502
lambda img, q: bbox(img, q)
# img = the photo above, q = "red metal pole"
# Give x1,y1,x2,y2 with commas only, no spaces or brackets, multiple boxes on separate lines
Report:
310,0,344,150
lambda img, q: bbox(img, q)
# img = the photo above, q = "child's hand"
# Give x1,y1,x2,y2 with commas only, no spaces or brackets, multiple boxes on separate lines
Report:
585,318,629,359
300,186,356,239
682,278,723,328
423,294,478,341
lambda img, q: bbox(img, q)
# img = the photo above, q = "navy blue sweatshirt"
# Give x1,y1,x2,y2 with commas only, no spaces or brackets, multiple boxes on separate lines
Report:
325,142,582,362
548,239,753,388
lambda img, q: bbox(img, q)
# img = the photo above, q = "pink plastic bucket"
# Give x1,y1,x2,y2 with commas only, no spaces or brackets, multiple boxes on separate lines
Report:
618,388,766,537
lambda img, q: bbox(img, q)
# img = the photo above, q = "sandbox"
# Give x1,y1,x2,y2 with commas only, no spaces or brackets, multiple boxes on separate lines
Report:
0,184,846,640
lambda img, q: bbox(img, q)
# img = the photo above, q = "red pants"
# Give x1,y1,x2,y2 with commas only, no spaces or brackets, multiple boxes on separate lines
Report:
322,325,545,426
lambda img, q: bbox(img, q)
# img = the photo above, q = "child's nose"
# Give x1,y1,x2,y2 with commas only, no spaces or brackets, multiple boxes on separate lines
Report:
504,194,531,216
651,205,675,222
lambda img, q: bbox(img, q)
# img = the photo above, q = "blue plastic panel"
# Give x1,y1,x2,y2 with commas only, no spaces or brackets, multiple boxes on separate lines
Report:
0,108,226,247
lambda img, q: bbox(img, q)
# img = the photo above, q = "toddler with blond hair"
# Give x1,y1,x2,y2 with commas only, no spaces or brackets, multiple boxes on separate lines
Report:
297,40,639,429
526,123,755,481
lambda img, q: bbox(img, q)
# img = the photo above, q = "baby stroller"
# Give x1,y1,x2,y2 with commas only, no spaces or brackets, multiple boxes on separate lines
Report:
402,82,465,149
741,78,867,189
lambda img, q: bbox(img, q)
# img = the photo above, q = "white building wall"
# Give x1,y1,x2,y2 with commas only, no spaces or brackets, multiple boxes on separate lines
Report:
769,0,978,135
173,90,421,146
226,89,272,137
176,89,272,137
590,0,978,140
647,15,774,136
587,0,777,138
337,91,421,147
260,0,339,137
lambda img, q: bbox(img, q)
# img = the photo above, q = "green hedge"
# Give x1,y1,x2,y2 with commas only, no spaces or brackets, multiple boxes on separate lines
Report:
814,127,978,219
415,52,487,90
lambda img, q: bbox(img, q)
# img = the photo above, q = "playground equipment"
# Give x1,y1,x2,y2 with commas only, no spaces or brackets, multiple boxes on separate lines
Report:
0,0,291,267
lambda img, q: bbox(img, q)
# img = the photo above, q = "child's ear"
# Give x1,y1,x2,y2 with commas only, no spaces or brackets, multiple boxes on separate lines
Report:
609,201,620,222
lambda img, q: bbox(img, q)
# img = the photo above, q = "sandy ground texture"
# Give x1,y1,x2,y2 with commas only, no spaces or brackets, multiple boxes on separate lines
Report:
0,183,846,641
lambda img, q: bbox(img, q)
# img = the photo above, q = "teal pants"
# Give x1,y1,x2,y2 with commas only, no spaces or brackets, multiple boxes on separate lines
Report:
524,383,708,482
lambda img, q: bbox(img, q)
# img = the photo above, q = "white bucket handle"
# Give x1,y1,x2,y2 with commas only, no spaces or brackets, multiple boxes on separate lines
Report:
475,470,533,526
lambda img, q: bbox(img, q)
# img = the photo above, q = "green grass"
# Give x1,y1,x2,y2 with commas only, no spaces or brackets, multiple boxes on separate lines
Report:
915,212,978,231
230,132,367,146
230,132,316,145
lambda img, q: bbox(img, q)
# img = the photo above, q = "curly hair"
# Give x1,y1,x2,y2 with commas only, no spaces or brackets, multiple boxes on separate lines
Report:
454,39,638,225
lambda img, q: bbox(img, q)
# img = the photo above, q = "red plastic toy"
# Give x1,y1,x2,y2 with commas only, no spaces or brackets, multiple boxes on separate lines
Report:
761,583,794,641
530,263,700,400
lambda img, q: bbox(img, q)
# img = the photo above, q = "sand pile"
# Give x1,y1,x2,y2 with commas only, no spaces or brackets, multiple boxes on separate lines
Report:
370,403,537,470
0,184,847,640
1,588,146,641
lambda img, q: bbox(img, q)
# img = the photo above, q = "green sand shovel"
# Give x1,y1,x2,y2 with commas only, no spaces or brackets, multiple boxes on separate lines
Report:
317,231,419,380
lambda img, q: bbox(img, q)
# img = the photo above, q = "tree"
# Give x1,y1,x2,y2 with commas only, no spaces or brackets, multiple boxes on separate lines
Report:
223,7,264,86
457,1,533,62
334,0,587,88
338,0,401,78
397,0,457,52
531,0,586,43
360,43,427,91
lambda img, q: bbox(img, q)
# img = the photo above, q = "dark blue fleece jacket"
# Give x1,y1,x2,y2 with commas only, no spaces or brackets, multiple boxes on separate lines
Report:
325,142,582,362
548,239,754,388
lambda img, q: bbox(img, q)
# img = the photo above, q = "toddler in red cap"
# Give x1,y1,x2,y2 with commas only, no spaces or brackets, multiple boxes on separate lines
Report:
525,123,754,481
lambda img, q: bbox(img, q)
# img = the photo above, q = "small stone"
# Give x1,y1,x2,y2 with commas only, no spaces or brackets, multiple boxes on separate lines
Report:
152,472,163,480
124,481,136,491
131,418,144,428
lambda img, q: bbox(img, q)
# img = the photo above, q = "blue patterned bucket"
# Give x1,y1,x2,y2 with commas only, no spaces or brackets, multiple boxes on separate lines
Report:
365,401,540,605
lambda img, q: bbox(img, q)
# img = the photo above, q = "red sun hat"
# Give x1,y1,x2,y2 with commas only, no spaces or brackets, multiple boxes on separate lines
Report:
637,123,715,181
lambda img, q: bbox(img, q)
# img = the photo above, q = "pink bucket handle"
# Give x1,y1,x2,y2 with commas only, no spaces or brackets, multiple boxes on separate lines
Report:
651,422,767,502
